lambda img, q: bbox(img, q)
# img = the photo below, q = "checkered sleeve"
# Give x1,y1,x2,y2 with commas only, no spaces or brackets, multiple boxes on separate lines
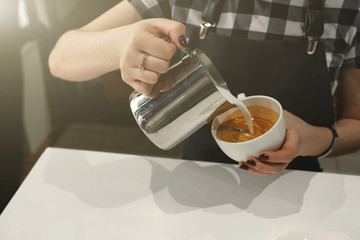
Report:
342,29,360,69
338,3,360,69
128,0,171,19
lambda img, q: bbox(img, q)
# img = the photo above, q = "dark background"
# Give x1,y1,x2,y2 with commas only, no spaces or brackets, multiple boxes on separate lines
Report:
0,0,183,214
0,0,136,214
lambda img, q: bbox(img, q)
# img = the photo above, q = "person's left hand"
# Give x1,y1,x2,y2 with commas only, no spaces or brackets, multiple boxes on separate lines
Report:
238,110,331,175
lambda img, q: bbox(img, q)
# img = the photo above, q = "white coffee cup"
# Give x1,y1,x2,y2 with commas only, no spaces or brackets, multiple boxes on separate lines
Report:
211,95,286,162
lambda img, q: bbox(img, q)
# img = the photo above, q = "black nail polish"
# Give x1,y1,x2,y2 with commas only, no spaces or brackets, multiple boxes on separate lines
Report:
178,35,188,48
259,154,269,161
247,159,256,167
239,164,249,170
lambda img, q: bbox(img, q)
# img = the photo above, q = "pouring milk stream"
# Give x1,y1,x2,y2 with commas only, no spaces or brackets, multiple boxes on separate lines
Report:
216,87,254,134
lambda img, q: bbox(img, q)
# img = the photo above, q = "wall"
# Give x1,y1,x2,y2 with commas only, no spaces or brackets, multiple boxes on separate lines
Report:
21,41,52,154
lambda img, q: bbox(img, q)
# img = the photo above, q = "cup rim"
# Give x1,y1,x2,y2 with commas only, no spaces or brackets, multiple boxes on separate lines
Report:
211,95,283,145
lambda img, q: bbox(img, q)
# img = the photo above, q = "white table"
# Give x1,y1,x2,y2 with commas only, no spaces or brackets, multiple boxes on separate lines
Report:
0,147,359,240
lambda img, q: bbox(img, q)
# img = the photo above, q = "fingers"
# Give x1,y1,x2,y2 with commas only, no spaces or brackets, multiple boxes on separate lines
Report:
142,54,171,74
119,19,187,97
141,36,177,61
130,19,184,60
128,79,153,96
259,130,300,164
237,128,302,175
239,157,289,175
120,49,170,97
239,162,272,176
128,68,160,85
122,45,172,73
149,18,187,49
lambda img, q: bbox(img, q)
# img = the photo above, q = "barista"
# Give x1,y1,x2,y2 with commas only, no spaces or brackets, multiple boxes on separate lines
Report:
49,0,360,175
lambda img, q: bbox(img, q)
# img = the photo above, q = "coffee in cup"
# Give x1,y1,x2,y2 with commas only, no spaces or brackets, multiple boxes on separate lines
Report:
216,105,279,143
211,95,286,162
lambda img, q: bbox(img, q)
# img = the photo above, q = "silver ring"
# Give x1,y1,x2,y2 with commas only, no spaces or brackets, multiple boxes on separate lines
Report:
138,53,149,70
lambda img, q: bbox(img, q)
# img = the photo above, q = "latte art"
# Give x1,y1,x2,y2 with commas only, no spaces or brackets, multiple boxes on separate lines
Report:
216,105,279,143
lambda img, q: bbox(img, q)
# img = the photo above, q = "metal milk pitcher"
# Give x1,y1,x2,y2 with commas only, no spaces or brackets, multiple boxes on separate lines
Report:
129,48,230,150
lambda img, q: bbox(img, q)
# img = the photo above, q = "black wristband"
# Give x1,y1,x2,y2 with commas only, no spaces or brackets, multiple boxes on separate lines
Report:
317,126,338,159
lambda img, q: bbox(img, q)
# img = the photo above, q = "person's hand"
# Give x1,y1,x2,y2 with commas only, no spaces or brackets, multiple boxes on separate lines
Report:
238,110,333,175
119,18,187,97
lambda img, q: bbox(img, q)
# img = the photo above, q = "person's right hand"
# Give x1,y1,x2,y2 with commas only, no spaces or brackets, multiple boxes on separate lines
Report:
119,18,187,97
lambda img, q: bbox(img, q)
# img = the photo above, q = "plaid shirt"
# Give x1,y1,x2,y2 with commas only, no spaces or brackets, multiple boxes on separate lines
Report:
129,0,360,88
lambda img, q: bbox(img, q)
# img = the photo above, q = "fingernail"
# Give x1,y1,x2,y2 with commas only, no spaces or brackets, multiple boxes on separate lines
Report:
246,159,256,167
178,35,188,48
239,164,249,170
259,154,269,161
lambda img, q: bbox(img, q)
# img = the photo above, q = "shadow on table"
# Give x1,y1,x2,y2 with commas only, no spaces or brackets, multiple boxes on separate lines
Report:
148,159,317,218
43,151,338,219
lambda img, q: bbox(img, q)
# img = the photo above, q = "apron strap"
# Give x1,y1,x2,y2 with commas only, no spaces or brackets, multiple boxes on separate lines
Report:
303,0,325,55
192,0,325,55
188,0,225,48
199,0,225,39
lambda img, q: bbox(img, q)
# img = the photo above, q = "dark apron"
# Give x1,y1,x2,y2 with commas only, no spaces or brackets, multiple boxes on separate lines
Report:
182,1,335,172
